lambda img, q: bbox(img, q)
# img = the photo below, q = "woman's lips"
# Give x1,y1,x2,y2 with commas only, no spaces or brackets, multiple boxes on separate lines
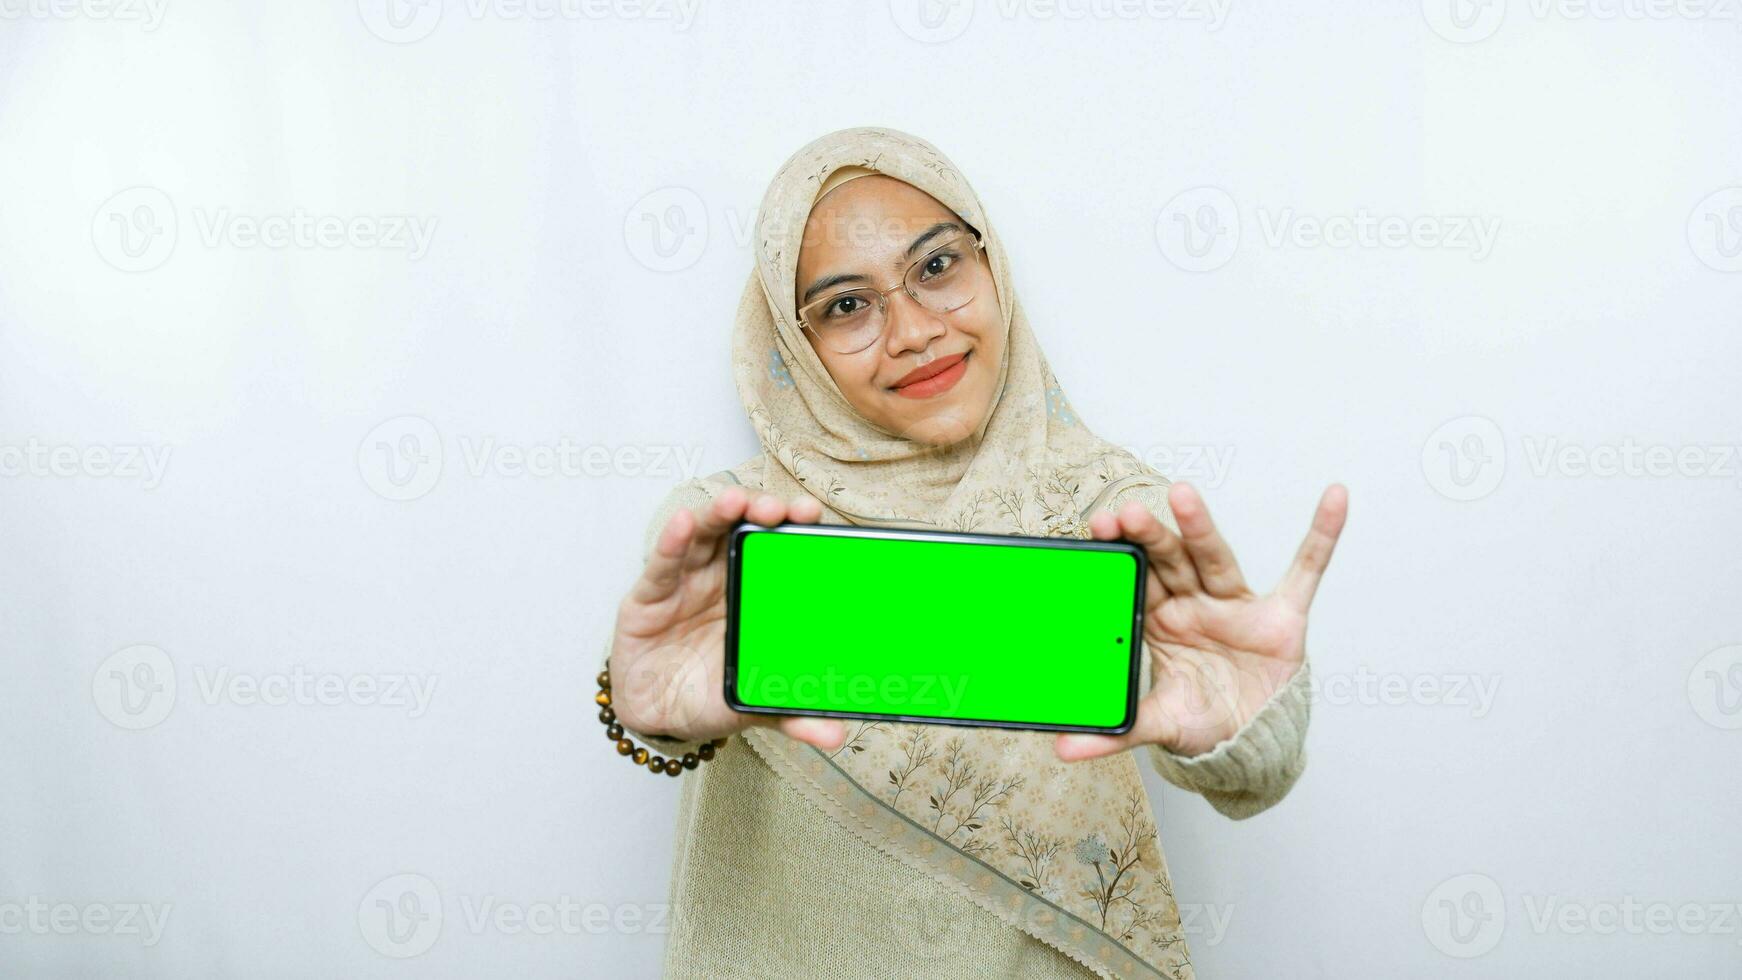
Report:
892,352,969,399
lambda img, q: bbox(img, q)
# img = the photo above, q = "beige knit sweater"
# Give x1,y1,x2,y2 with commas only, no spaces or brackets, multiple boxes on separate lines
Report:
600,476,1313,979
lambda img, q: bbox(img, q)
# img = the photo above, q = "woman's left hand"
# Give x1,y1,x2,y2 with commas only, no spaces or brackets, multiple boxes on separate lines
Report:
1055,481,1348,761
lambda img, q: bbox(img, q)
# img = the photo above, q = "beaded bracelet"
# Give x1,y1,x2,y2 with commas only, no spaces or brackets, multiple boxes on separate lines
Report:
594,669,726,776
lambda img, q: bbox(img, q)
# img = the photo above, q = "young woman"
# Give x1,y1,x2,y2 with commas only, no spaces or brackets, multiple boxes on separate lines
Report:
598,127,1348,978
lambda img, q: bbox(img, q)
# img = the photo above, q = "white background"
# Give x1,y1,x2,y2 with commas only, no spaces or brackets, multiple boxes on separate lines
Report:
2,2,1740,977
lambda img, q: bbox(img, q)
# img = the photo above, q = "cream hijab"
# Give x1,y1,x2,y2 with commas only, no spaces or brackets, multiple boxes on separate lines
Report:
710,127,1196,978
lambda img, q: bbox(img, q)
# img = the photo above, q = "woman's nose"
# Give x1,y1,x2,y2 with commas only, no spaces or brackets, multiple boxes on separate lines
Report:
882,290,947,355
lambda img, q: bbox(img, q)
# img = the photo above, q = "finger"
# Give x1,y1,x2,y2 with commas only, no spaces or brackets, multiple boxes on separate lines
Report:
744,491,790,527
748,713,847,752
1167,482,1250,598
787,494,823,524
1088,510,1120,540
1277,483,1349,611
629,504,700,604
629,487,750,605
691,485,751,546
1053,696,1180,762
1117,499,1201,595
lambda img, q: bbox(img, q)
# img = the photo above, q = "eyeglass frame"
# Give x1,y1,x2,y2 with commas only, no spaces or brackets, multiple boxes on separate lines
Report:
794,230,989,355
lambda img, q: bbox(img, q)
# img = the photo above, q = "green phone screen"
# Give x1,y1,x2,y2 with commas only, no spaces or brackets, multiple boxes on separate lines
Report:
731,528,1142,730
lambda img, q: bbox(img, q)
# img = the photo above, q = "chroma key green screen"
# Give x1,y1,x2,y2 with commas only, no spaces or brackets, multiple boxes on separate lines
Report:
728,526,1144,731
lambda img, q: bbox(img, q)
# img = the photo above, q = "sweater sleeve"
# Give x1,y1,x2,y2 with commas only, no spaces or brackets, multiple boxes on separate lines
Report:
1145,659,1313,820
596,477,719,755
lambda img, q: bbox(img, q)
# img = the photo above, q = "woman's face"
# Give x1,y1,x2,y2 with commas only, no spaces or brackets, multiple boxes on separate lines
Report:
794,175,1005,447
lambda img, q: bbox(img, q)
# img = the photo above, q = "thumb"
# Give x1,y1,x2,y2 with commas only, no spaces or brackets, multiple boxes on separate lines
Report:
774,715,848,752
1053,697,1177,762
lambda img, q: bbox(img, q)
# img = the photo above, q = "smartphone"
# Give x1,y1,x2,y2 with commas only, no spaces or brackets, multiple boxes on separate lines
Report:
724,521,1147,734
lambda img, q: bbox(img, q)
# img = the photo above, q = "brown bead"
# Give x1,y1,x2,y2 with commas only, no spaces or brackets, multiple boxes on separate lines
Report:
664,758,683,776
680,753,699,770
594,690,611,707
596,669,610,688
647,755,665,772
606,723,623,741
598,706,615,724
631,748,649,765
615,738,634,756
696,743,715,761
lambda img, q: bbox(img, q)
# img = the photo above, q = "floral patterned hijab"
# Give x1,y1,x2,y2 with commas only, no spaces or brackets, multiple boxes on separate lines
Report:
710,126,1197,977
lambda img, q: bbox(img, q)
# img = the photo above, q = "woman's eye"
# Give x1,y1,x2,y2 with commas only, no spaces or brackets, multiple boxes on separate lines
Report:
825,295,867,319
919,251,959,281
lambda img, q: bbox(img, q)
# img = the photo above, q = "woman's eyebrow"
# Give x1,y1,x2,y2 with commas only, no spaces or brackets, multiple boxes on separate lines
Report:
799,220,965,305
800,272,868,305
905,221,962,260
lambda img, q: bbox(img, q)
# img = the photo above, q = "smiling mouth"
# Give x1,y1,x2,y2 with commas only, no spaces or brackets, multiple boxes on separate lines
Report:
891,351,970,399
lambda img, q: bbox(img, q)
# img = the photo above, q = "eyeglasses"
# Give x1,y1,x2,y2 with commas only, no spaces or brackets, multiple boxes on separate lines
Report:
796,231,988,355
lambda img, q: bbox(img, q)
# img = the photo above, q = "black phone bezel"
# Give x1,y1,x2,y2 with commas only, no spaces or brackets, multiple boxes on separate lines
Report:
723,520,1147,735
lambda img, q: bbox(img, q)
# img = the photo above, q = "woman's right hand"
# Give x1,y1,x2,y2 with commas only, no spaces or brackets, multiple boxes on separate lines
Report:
607,486,847,752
